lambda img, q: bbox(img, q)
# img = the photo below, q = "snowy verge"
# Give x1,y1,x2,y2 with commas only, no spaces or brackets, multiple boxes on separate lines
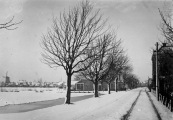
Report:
0,91,95,107
0,88,141,120
148,92,173,120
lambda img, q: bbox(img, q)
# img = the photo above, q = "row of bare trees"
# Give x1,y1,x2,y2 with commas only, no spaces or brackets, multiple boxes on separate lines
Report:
77,33,129,96
40,0,136,104
75,34,138,95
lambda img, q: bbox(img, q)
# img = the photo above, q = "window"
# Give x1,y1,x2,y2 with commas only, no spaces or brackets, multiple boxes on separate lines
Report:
76,83,84,91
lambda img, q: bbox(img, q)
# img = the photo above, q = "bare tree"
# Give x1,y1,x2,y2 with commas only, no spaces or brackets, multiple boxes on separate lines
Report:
159,9,173,57
121,64,133,89
0,16,22,30
40,0,107,104
79,32,115,97
100,39,124,94
123,73,139,89
103,68,116,94
159,8,173,43
104,53,129,94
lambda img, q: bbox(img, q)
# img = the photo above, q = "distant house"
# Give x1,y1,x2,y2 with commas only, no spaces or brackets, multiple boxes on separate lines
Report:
115,74,128,91
28,82,35,87
52,82,59,87
100,81,115,91
43,82,49,87
7,82,16,87
116,81,126,90
69,80,115,91
57,81,66,89
71,81,80,90
34,82,40,87
75,80,93,91
49,83,54,87
18,80,28,86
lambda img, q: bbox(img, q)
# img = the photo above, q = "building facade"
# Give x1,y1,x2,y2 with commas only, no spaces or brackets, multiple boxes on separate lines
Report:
151,45,173,94
71,79,116,91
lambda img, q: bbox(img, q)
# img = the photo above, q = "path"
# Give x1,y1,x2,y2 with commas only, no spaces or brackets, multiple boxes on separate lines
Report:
128,89,159,120
0,94,95,114
74,89,141,120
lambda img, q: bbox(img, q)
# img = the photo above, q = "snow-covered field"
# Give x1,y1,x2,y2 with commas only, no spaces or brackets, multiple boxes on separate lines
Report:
0,88,172,120
0,90,94,106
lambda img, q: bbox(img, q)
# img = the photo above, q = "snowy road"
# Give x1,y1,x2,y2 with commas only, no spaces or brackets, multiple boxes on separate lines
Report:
128,89,159,120
74,88,141,120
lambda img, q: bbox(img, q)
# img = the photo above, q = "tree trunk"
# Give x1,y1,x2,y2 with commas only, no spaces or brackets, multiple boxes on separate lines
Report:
116,78,118,92
65,73,72,104
108,82,111,94
101,82,104,92
94,80,99,97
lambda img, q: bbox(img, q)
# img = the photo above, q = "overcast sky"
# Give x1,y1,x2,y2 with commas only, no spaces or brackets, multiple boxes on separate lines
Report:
0,0,171,82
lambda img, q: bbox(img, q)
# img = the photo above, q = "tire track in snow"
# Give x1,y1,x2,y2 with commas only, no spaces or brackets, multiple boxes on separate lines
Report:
73,89,140,120
121,89,142,120
145,89,162,120
121,88,162,120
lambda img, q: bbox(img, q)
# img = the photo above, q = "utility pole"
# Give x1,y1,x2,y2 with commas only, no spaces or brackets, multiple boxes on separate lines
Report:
156,42,159,101
116,77,118,92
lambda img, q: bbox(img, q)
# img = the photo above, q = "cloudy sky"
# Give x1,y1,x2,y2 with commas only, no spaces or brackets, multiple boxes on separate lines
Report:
0,0,171,82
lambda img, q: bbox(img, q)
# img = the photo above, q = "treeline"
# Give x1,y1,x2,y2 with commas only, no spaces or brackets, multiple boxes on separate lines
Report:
40,0,139,104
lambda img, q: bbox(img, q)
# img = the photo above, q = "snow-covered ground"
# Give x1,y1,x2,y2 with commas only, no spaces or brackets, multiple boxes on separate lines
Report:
0,90,93,106
0,88,172,120
0,88,140,120
149,92,173,120
129,89,158,120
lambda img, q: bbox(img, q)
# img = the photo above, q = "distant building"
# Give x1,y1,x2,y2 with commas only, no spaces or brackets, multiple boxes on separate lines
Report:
68,79,115,91
18,80,27,86
57,81,66,89
151,44,173,93
116,74,126,90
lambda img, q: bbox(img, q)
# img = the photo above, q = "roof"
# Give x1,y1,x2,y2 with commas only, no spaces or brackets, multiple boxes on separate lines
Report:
71,81,79,85
64,81,79,86
57,81,65,85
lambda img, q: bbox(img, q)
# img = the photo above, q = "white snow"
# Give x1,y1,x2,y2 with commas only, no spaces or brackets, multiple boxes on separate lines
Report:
0,88,141,120
149,92,173,120
129,89,158,120
0,90,93,106
0,88,172,120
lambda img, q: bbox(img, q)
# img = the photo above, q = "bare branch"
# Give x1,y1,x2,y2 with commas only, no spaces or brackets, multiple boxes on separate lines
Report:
0,16,23,30
40,0,108,75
